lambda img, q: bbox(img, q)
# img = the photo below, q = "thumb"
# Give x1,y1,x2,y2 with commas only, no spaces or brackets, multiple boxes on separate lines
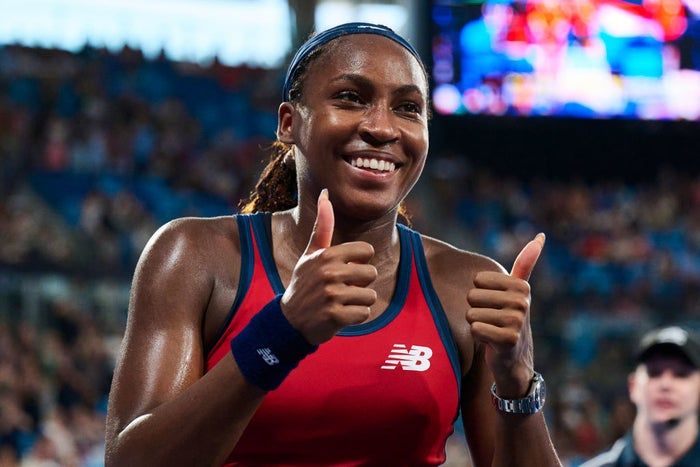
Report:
305,188,334,254
510,233,545,281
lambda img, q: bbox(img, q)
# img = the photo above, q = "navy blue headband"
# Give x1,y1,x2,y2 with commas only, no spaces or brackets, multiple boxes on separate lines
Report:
283,22,421,101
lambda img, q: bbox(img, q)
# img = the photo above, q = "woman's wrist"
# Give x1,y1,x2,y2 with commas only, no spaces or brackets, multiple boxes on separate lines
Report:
492,366,534,399
231,294,318,391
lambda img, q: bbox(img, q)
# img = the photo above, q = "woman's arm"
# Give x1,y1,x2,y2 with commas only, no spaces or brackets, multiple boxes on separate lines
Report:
105,218,266,466
468,235,560,467
462,338,559,467
423,236,561,467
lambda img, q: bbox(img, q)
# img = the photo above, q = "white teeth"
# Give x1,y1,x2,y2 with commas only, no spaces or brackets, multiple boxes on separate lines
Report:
349,157,396,172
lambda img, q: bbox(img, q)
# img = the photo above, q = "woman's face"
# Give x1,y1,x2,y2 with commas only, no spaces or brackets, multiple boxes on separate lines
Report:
280,34,429,221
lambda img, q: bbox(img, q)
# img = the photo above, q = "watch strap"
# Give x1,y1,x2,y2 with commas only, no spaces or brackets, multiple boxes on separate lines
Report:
491,372,546,414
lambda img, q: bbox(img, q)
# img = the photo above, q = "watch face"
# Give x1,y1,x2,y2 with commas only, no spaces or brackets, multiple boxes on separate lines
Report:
521,373,546,413
536,376,546,402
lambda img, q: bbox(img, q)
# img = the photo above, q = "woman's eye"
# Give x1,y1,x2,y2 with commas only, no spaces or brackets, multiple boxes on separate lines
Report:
335,91,362,103
397,102,421,115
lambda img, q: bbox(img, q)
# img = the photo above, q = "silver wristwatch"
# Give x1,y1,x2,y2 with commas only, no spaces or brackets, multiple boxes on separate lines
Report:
490,372,546,414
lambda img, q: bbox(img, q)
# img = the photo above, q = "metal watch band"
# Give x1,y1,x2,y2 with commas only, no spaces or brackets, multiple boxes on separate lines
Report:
490,372,546,414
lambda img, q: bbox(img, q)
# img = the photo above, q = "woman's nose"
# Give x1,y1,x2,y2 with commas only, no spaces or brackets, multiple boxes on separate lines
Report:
358,105,400,146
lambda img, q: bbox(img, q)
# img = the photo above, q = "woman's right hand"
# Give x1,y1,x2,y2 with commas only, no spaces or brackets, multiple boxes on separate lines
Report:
280,190,378,345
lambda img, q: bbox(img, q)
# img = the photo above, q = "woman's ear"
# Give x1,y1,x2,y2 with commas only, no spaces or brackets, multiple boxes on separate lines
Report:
277,102,295,144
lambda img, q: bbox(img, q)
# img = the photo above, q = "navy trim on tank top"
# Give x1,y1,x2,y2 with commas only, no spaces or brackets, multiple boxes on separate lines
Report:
251,212,285,294
209,214,254,355
249,213,412,336
409,230,462,393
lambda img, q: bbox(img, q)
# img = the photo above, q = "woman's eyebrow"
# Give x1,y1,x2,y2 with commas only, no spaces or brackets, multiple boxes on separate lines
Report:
392,84,425,100
329,73,424,97
328,73,373,87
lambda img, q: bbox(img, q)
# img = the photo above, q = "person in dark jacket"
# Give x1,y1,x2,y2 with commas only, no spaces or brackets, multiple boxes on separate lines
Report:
582,326,700,467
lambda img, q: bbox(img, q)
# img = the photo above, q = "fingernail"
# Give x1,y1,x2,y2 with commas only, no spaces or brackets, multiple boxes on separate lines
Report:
536,232,546,244
319,188,328,201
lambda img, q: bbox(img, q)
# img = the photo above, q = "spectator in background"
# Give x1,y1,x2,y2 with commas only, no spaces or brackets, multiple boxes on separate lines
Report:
582,326,700,467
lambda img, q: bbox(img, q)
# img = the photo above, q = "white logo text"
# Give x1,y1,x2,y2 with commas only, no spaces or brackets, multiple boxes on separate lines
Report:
381,344,432,371
257,348,279,366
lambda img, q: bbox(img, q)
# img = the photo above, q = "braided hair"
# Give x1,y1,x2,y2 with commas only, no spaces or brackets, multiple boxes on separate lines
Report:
238,41,329,214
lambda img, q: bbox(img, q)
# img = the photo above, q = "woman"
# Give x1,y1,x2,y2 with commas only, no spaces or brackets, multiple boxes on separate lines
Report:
105,23,561,466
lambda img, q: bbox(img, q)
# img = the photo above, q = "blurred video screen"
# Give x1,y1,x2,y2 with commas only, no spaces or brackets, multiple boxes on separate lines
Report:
430,0,700,120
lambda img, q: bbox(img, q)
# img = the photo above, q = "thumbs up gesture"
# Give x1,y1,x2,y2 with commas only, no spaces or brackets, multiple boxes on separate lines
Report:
280,189,378,345
466,234,545,397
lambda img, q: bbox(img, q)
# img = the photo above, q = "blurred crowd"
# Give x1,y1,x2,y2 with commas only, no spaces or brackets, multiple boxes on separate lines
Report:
1,45,278,276
0,294,118,466
416,160,700,464
1,45,699,466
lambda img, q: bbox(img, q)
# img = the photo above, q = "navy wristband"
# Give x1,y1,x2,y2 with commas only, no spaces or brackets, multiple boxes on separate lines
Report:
231,294,318,391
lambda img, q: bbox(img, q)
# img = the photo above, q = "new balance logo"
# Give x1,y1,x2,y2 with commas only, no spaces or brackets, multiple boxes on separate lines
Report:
381,344,432,371
257,348,279,366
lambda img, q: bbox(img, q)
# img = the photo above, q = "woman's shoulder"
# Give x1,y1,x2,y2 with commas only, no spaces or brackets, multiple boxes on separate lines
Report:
152,215,239,246
417,232,506,288
156,215,238,238
139,216,242,274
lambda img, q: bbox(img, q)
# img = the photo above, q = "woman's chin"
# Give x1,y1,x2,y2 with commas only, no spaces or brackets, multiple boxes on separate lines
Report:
332,196,399,224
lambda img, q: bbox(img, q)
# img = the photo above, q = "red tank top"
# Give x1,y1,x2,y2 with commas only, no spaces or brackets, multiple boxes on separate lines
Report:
206,213,462,466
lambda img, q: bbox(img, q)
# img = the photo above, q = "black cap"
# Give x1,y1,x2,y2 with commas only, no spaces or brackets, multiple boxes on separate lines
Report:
637,326,700,368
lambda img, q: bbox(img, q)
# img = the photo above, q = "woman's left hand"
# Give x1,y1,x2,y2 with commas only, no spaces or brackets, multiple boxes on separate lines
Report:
466,233,545,398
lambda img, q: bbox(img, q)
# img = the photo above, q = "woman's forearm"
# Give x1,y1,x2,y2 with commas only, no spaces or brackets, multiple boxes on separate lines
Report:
492,411,561,467
106,355,265,466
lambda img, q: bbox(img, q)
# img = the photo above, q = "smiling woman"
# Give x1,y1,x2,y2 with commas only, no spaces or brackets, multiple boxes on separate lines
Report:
105,22,562,466
278,33,428,223
238,26,429,222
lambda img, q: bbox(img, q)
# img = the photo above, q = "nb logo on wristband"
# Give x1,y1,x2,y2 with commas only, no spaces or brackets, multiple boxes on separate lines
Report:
257,348,280,366
381,344,432,371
